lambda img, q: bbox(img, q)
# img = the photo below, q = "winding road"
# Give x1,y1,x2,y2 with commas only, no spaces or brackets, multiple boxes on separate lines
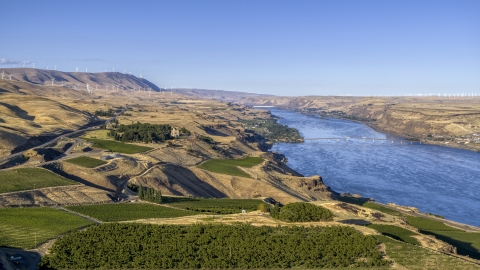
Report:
0,106,128,166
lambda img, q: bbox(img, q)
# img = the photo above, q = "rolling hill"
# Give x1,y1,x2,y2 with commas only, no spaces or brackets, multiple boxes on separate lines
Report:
0,68,160,92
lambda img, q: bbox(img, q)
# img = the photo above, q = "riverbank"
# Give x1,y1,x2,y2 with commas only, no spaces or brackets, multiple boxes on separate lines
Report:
269,108,480,228
293,109,480,153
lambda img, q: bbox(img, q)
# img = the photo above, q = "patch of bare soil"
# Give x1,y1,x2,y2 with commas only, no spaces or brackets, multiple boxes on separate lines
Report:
129,210,379,235
413,234,457,254
326,202,406,224
42,157,146,194
146,147,202,166
133,165,226,198
0,185,111,207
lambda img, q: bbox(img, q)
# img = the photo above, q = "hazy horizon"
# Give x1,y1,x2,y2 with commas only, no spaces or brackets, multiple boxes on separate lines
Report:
1,0,479,96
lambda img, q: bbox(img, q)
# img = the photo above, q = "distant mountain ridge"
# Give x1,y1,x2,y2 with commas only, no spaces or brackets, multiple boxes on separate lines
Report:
173,88,272,102
0,68,160,91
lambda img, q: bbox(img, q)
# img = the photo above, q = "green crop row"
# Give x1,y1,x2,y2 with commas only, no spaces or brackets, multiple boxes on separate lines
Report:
82,138,152,154
0,207,92,249
368,224,419,245
0,168,77,193
198,156,263,178
64,156,107,168
66,203,198,222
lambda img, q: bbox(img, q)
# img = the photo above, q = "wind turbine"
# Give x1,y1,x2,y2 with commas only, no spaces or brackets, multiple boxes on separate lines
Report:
23,62,25,67
86,83,92,94
139,74,142,78
51,78,54,86
76,67,79,72
32,63,35,68
9,75,12,80
112,68,115,72
54,65,56,71
86,68,88,73
1,71,4,80
123,69,126,74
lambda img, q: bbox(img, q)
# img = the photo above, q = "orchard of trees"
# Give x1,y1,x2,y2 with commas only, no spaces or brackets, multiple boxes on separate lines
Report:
138,186,162,204
107,122,172,143
40,223,389,269
94,109,115,117
278,202,334,222
267,202,334,222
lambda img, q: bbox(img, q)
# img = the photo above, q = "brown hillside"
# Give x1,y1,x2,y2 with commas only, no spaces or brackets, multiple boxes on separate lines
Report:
0,68,160,91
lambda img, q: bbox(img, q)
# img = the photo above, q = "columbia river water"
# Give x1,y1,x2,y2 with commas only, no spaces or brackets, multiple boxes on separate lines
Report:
269,109,480,227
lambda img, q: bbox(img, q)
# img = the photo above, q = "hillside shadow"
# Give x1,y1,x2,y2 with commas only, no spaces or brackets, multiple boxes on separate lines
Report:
163,164,227,198
421,230,480,260
203,126,229,137
42,163,115,193
339,219,371,226
0,102,35,121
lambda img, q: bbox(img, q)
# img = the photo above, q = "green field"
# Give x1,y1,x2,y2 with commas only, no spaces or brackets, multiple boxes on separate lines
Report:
375,235,479,270
0,168,78,193
64,156,107,168
66,203,198,222
362,202,403,216
406,216,480,259
0,207,92,249
368,224,419,245
164,197,264,214
198,156,264,178
82,138,153,154
406,216,461,231
336,197,402,216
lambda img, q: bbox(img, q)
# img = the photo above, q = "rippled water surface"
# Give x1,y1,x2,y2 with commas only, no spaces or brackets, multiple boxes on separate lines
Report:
270,109,480,227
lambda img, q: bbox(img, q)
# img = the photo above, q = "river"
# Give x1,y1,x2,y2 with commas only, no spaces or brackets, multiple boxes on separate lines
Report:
269,109,480,227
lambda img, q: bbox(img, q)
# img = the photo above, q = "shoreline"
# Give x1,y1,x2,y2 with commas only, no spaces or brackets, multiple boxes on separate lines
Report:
266,108,480,229
292,109,480,153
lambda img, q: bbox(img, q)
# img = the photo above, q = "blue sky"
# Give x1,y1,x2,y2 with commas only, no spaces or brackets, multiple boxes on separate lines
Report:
1,0,479,96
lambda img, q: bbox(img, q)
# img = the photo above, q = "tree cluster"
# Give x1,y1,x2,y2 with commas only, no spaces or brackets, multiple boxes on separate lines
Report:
138,185,162,204
94,109,115,117
107,122,172,143
279,202,334,222
243,119,302,142
268,202,334,222
180,127,191,136
40,223,389,269
199,135,214,144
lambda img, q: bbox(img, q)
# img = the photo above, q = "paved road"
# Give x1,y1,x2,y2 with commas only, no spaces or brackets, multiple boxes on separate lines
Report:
56,207,102,224
0,106,128,164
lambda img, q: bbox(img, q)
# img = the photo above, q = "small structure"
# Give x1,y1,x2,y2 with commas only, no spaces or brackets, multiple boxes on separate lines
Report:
171,127,180,138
